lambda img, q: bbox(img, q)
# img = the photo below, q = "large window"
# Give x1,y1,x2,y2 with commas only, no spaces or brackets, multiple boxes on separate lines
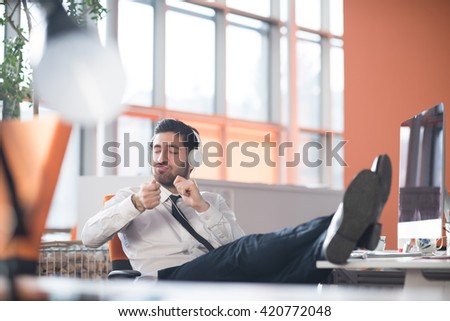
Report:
110,0,344,188
1,0,345,197
0,0,345,230
293,0,345,189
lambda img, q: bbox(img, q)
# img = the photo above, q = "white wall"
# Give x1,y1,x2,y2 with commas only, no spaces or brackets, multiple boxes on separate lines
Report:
77,176,343,238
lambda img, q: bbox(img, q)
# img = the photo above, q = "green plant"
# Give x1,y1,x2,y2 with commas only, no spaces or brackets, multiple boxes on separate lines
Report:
0,31,31,119
0,0,107,120
66,0,107,25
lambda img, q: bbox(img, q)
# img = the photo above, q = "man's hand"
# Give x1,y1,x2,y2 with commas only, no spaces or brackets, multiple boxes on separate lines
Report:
173,176,210,213
133,179,161,212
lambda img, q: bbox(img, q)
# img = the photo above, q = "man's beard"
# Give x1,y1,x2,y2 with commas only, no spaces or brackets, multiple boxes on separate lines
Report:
153,163,190,189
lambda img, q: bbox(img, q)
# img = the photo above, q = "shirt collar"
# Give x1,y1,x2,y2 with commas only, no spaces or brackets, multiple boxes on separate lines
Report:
160,185,180,203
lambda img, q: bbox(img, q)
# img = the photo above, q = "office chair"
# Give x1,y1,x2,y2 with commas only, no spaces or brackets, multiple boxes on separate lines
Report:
103,195,141,280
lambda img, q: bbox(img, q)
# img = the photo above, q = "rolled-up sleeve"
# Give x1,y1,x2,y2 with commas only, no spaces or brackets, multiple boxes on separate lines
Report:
197,192,245,245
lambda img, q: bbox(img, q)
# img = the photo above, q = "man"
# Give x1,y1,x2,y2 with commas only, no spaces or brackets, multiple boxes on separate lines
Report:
82,118,391,283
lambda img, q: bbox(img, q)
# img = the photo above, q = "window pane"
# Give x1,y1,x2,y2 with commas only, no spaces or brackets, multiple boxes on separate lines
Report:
298,132,323,187
226,0,271,17
296,0,321,30
330,0,344,36
331,134,345,189
180,120,222,181
118,2,153,106
0,6,4,63
116,116,153,176
280,33,289,126
297,37,322,128
280,0,289,22
166,10,215,114
226,127,277,184
330,45,344,132
227,16,269,122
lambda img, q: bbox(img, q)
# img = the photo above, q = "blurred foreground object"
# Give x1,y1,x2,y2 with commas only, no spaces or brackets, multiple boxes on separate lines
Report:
0,115,71,298
33,0,125,126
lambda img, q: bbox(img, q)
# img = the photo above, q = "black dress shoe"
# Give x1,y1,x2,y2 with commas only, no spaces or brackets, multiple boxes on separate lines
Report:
322,169,380,264
357,154,392,250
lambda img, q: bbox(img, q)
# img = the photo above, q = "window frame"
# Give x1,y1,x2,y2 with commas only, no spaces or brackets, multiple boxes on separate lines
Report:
98,0,344,188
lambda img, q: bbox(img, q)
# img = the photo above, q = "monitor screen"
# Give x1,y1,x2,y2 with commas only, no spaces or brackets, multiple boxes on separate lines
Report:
398,103,445,240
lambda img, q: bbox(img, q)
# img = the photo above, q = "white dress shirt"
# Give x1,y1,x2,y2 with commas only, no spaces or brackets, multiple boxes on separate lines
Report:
81,185,245,280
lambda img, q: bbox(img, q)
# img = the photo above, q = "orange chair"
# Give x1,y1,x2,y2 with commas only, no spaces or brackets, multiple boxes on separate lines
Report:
103,195,141,279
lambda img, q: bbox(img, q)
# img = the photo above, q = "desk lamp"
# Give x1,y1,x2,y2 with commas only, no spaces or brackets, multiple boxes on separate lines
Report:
32,0,125,126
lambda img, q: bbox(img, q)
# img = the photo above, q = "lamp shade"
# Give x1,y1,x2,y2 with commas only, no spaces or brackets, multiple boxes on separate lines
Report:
33,31,126,126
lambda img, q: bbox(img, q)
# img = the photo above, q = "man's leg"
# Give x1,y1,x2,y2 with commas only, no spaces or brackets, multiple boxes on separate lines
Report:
265,156,391,281
358,154,392,249
158,215,333,283
159,154,392,282
323,155,392,264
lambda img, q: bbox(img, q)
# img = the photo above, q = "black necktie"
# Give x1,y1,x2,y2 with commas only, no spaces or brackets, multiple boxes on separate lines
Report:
169,195,214,251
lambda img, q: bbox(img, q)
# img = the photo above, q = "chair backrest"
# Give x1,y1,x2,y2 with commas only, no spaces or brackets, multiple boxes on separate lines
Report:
103,195,133,271
108,234,133,271
103,195,142,279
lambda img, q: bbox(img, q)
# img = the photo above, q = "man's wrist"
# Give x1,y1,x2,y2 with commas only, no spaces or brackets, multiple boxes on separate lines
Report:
131,194,145,212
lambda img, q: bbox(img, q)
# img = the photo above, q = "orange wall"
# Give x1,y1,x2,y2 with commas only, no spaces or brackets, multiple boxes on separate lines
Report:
344,0,450,249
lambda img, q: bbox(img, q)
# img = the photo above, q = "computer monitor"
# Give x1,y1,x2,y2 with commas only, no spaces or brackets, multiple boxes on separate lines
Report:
398,102,445,241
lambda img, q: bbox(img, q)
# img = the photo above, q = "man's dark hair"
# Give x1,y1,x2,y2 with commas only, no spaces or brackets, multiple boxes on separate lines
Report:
151,118,200,153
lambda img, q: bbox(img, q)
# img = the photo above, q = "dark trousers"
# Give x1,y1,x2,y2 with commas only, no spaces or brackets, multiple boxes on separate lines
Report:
158,215,333,284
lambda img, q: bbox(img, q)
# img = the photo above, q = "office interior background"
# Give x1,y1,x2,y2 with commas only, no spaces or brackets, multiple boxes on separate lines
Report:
1,0,450,251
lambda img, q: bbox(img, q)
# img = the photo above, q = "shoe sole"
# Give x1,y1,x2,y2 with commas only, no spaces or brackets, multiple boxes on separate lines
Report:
374,154,392,205
359,155,392,250
324,170,380,264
